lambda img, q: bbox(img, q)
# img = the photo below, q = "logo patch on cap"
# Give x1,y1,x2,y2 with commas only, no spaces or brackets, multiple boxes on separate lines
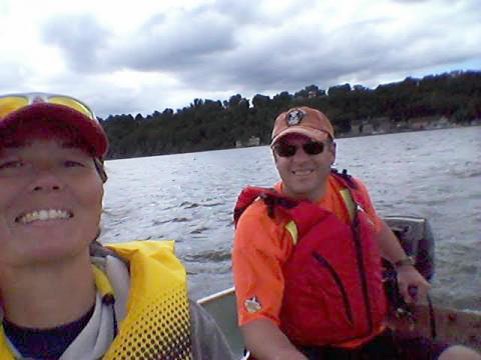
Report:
244,296,262,313
286,109,305,126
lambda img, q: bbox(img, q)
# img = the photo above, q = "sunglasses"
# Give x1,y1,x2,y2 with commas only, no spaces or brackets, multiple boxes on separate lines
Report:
273,140,325,157
0,93,96,122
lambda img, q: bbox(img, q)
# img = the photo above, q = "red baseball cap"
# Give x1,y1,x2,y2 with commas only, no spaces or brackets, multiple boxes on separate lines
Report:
0,92,108,158
271,106,334,145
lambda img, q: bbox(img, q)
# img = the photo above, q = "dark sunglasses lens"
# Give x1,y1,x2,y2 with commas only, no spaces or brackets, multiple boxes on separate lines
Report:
275,143,296,157
303,142,324,155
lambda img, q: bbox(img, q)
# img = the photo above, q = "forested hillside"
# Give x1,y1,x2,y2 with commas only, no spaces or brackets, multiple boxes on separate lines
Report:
101,70,481,159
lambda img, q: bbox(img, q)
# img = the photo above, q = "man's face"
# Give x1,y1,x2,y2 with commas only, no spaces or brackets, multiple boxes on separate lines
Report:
0,138,104,268
273,134,335,202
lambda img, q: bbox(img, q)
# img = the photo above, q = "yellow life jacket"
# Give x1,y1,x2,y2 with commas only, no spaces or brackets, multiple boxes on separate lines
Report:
0,240,193,360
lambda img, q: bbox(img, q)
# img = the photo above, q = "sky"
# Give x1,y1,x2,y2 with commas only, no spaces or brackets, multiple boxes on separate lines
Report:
0,0,480,118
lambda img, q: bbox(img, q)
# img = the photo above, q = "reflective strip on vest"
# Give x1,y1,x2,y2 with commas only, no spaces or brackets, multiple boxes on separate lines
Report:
340,188,356,222
92,264,115,298
285,221,299,245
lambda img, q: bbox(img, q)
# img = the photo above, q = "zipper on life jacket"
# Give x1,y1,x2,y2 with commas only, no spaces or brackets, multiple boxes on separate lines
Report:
351,208,374,334
312,252,354,325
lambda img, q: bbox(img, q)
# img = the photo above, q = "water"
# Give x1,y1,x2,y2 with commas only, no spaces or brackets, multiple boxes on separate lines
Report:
101,126,481,311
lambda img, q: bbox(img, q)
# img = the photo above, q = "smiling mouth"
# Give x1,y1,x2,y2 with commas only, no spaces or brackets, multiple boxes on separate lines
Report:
15,209,73,224
292,170,313,176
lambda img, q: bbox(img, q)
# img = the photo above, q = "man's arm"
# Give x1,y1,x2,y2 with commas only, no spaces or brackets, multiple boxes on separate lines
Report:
233,202,304,359
241,318,307,360
376,219,431,303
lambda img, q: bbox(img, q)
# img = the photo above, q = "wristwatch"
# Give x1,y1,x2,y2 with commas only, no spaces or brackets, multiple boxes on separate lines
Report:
393,256,415,268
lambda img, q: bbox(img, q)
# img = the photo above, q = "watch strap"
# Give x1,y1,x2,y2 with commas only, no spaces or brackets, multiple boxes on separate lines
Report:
394,256,415,268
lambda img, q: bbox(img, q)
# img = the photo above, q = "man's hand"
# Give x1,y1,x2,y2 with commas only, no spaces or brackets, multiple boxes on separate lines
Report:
396,265,431,304
376,220,431,304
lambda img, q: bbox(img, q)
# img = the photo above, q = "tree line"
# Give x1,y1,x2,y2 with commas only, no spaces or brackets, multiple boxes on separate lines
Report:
100,70,481,159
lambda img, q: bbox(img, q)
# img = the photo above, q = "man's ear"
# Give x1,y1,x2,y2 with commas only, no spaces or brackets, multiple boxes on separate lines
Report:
330,141,337,164
332,141,337,152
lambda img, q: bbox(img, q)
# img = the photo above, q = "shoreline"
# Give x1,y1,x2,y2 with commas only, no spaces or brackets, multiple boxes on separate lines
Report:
336,122,481,140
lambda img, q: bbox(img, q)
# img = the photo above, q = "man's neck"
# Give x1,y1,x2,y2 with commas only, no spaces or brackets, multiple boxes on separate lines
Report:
280,183,328,203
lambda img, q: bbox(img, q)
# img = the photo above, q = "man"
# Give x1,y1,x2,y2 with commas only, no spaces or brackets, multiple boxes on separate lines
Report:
232,106,480,359
0,92,234,359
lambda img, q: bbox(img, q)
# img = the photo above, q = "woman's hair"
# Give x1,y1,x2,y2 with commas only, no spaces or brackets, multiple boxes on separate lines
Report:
94,158,108,183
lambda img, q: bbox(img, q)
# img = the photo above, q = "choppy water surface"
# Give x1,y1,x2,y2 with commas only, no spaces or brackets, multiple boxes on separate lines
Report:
101,126,481,311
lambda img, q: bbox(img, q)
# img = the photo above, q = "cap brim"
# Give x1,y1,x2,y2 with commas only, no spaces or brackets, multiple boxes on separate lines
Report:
0,103,108,158
271,126,330,145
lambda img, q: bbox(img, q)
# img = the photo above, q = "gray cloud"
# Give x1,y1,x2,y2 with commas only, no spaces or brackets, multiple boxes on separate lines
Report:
8,0,477,116
168,0,481,94
0,64,32,92
109,8,237,71
41,14,111,72
390,0,431,3
208,0,261,25
212,0,302,26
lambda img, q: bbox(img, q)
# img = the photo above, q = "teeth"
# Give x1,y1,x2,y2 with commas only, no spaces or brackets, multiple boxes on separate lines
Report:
18,209,71,224
293,170,312,176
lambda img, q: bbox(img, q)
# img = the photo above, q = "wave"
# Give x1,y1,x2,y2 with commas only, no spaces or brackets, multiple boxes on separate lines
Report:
183,249,231,263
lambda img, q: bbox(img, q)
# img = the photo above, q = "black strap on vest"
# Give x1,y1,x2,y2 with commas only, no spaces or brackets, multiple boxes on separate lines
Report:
89,240,127,265
260,192,298,219
331,168,359,190
233,186,298,226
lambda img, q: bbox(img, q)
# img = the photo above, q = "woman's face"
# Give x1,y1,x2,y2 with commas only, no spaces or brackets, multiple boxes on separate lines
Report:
0,138,104,267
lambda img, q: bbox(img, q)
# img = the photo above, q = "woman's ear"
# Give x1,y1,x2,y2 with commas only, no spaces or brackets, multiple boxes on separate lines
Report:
272,150,278,164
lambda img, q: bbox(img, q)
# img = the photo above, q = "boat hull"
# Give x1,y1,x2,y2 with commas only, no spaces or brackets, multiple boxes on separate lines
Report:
198,287,481,358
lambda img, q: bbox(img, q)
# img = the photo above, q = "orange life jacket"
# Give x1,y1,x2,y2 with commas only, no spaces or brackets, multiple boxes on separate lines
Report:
233,170,387,347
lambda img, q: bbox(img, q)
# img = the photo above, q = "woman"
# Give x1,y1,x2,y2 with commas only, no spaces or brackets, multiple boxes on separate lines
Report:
0,93,234,359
